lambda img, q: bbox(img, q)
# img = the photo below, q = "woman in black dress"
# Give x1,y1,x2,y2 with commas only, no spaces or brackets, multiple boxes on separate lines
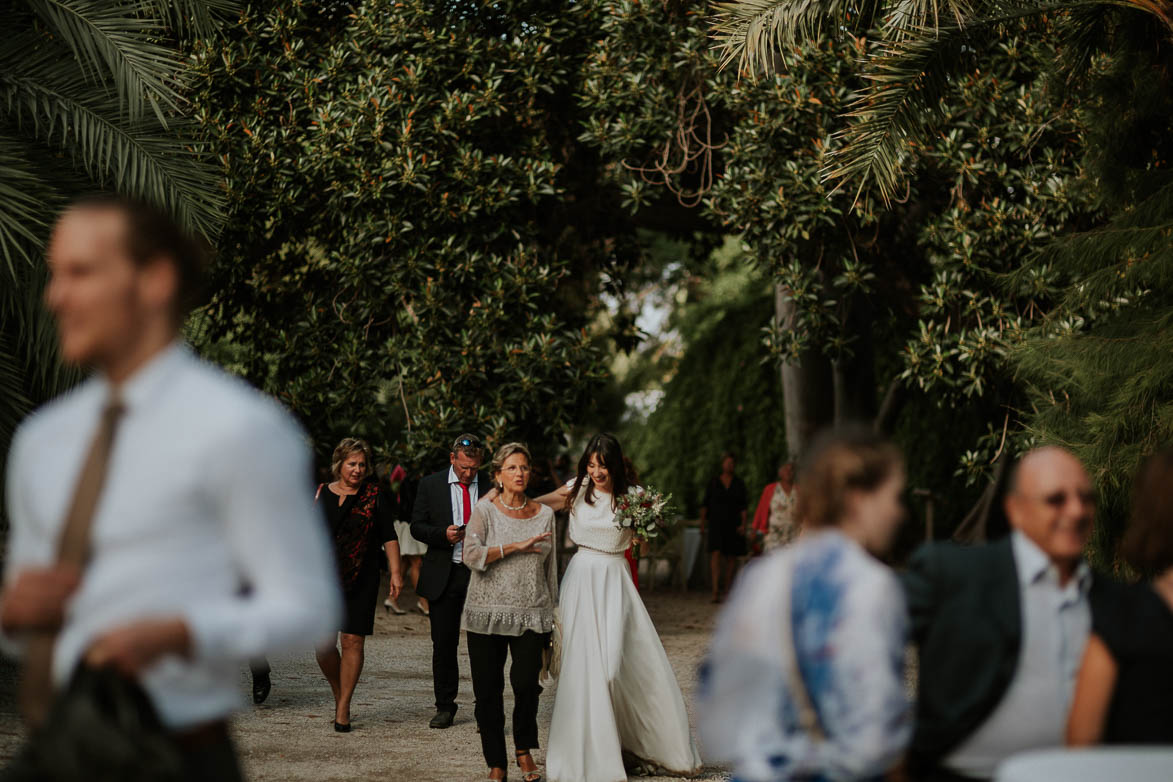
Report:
1067,447,1173,745
700,452,748,603
315,437,403,732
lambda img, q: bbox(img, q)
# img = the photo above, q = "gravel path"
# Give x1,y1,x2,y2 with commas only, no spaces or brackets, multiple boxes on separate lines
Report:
0,580,732,782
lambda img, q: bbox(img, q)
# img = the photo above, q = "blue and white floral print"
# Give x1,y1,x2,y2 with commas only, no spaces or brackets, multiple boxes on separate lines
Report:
698,529,911,781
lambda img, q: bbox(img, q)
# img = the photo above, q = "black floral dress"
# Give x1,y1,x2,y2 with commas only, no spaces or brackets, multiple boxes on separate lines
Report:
319,482,397,635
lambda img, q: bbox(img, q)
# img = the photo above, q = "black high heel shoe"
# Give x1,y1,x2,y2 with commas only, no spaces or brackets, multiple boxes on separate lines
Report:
334,720,351,733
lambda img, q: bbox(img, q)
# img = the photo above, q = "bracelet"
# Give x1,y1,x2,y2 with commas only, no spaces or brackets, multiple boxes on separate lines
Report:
499,544,505,559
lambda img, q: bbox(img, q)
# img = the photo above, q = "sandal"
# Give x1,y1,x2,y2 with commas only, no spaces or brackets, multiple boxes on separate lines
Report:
515,750,542,782
486,769,507,782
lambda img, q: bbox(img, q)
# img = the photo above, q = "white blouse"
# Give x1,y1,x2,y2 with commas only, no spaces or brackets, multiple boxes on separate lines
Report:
566,479,631,554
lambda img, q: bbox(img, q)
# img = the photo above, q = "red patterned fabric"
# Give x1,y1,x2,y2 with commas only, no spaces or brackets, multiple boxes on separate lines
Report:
326,482,380,590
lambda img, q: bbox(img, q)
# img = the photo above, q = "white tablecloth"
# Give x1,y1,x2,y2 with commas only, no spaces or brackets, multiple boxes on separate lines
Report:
995,748,1173,782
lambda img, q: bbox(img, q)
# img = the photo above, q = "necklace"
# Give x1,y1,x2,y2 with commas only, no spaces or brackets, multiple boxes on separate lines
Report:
500,495,528,511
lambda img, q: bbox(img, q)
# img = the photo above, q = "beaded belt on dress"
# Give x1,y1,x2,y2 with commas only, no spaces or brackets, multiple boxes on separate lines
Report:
574,542,626,556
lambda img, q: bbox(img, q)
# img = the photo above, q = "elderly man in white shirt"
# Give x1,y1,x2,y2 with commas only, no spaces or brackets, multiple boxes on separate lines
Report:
0,197,340,780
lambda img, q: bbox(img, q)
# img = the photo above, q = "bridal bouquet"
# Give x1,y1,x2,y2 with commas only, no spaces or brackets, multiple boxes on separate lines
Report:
614,485,676,548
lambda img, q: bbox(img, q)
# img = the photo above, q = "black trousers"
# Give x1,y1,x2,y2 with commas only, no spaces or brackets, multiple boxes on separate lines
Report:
429,563,471,712
467,630,550,770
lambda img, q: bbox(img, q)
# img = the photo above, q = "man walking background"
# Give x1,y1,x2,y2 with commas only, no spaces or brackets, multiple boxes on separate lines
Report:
411,435,491,729
0,197,340,778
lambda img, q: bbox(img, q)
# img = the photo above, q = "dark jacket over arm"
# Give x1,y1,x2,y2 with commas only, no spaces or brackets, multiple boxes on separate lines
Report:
410,473,453,550
903,537,1121,774
410,469,491,602
901,539,1022,772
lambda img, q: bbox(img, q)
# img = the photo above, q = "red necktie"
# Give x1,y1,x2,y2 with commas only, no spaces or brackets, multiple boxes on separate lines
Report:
459,482,471,526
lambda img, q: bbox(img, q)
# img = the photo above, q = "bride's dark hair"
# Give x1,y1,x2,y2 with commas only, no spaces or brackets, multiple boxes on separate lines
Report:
567,433,629,511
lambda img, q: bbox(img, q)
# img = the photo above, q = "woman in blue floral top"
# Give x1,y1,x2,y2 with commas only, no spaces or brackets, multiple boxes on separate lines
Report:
698,428,912,781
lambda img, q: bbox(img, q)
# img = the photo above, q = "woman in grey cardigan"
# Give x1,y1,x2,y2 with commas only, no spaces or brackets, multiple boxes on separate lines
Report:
462,442,557,782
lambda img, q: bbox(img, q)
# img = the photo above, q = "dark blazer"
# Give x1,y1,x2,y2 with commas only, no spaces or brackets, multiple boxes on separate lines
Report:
410,468,492,601
902,537,1117,773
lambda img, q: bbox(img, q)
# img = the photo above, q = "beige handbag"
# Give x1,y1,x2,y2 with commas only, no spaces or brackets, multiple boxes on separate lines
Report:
541,614,562,683
540,532,562,683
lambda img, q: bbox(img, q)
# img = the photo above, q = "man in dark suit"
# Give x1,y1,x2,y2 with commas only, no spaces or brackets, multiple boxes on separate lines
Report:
410,434,491,729
903,447,1114,781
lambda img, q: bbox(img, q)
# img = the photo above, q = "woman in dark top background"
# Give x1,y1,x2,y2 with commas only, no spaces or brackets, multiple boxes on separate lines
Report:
315,437,404,732
1068,447,1173,745
700,452,749,603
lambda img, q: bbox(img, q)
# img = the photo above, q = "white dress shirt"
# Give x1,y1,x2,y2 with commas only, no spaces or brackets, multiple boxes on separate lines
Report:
2,344,341,729
447,466,478,564
946,531,1092,779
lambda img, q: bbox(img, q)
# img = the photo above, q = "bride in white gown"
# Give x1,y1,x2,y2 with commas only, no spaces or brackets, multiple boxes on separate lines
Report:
534,434,701,782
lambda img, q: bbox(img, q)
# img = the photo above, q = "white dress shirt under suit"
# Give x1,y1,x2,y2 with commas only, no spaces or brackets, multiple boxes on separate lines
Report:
447,466,479,564
946,531,1092,779
2,344,341,729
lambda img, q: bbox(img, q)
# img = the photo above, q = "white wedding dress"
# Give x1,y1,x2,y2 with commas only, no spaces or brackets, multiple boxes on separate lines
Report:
546,481,702,782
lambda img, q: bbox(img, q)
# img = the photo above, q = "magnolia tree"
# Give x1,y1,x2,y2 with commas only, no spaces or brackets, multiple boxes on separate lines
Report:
192,1,643,468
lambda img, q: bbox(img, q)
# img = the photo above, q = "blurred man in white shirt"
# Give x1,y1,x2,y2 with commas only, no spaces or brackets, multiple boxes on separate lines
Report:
0,196,341,779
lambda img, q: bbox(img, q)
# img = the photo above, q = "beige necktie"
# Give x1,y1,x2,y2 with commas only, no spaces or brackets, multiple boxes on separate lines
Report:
20,396,125,728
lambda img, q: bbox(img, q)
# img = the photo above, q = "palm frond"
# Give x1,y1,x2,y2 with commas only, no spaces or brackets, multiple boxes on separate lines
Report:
1051,5,1116,86
22,0,191,124
0,259,80,405
710,0,871,75
139,0,238,37
0,332,34,449
886,0,974,35
823,0,1131,203
709,0,976,76
822,23,977,203
0,46,224,240
0,135,61,278
1116,0,1173,31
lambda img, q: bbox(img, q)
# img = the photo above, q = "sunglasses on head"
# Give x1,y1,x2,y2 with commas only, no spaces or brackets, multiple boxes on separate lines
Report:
1039,489,1096,508
453,437,482,450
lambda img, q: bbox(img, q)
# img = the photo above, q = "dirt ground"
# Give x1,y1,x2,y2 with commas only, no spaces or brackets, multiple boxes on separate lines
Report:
0,578,732,782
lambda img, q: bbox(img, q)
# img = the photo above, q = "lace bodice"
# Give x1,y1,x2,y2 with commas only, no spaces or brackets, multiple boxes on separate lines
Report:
567,480,631,554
